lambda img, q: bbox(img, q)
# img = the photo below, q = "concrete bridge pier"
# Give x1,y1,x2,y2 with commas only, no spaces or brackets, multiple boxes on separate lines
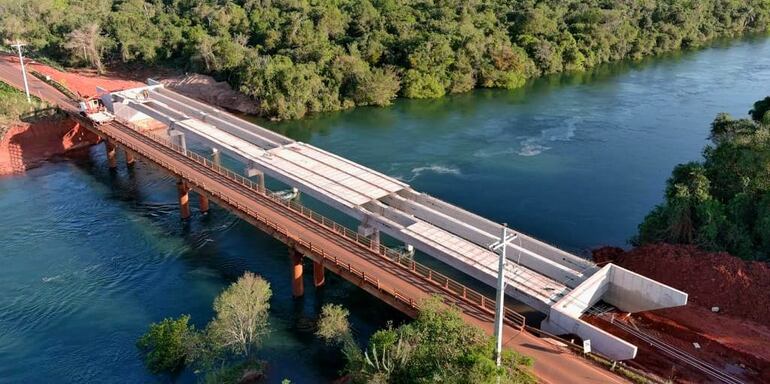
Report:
105,140,117,169
124,149,136,167
198,193,210,215
168,126,187,152
313,261,325,287
177,179,191,220
289,248,304,297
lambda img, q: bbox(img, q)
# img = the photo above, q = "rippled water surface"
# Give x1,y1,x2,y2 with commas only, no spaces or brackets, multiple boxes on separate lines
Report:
1,37,769,383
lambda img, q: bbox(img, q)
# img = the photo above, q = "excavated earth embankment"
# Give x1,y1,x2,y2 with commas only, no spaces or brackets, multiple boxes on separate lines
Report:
0,115,100,175
592,244,770,383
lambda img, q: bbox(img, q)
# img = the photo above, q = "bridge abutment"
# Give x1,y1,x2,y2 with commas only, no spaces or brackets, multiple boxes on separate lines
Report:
177,180,191,220
290,248,304,297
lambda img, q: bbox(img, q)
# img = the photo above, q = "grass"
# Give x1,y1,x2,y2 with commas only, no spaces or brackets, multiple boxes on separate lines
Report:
0,80,47,118
0,80,49,139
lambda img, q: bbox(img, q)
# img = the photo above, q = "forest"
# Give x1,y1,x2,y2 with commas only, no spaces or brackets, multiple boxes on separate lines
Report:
636,97,770,260
1,0,769,119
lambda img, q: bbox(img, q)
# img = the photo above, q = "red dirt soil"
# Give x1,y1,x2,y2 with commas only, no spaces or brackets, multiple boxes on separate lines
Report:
0,116,100,175
0,54,142,98
592,245,770,383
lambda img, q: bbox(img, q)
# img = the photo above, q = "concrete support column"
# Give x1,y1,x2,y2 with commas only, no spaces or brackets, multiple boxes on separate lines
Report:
313,260,325,288
169,128,187,152
290,248,304,297
198,193,210,215
370,229,381,251
125,149,136,167
211,148,221,166
105,140,117,169
358,224,380,251
177,180,191,220
246,166,266,193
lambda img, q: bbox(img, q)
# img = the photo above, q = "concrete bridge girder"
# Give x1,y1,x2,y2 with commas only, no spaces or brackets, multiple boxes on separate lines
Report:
102,84,692,362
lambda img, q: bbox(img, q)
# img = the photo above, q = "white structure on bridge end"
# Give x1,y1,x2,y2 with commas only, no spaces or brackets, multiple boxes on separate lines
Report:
541,263,688,361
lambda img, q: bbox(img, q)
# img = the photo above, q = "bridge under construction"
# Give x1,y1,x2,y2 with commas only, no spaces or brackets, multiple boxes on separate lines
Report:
90,81,688,362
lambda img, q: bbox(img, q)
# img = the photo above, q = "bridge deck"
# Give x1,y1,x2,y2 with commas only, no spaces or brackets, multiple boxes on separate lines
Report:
114,87,576,312
82,116,625,384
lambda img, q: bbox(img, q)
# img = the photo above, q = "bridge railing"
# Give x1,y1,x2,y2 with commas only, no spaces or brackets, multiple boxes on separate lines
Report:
120,121,526,331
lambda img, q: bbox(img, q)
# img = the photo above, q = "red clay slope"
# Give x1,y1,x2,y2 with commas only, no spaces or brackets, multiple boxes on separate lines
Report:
0,116,99,175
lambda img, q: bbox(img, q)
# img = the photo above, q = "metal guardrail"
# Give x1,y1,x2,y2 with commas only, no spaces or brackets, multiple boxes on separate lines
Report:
17,107,60,121
29,70,79,101
85,115,526,331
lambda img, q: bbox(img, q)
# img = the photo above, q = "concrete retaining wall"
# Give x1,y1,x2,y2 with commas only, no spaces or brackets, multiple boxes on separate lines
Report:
541,263,688,360
605,265,688,313
542,265,637,360
541,309,638,360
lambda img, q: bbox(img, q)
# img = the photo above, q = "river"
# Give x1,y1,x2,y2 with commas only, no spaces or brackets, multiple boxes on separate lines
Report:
1,36,768,383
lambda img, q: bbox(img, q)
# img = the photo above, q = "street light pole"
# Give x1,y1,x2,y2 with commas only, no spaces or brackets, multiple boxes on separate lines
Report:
489,223,517,366
10,42,31,103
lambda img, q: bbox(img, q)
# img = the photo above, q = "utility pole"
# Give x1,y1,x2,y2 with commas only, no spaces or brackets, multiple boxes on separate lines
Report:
489,223,517,366
10,42,31,103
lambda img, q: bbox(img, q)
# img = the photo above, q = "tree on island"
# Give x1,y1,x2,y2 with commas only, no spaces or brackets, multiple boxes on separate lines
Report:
136,272,272,382
316,297,535,384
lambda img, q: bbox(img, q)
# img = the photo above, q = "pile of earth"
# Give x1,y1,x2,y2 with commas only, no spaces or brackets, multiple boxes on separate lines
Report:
162,74,259,115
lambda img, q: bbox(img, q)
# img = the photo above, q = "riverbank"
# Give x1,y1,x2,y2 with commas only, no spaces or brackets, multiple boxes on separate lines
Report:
0,113,99,175
592,245,770,383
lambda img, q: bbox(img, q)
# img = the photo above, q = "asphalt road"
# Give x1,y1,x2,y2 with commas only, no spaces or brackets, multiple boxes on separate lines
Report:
0,53,77,110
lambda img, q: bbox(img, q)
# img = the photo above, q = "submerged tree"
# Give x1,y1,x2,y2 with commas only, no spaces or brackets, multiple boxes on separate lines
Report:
207,272,272,359
136,315,195,375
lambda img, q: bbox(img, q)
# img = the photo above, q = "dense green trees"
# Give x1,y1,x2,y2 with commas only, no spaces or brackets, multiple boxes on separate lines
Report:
2,0,769,119
316,298,535,384
636,97,770,260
